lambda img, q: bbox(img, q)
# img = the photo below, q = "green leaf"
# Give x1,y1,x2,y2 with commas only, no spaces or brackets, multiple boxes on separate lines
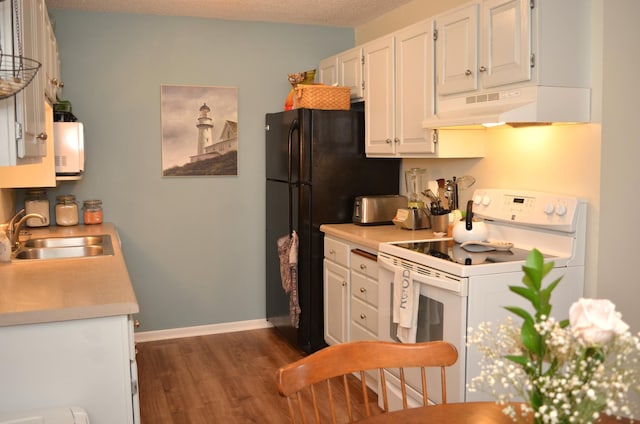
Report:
523,249,545,289
505,354,530,368
529,387,543,409
509,286,538,306
559,318,569,328
504,306,534,323
540,276,563,315
520,319,541,354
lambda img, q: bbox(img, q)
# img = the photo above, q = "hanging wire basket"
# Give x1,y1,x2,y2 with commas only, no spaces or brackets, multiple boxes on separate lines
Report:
0,53,41,100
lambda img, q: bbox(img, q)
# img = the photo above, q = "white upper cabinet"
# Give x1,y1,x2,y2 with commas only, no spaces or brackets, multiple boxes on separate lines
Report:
394,21,436,155
435,0,590,97
44,18,62,102
16,0,48,161
480,0,531,88
364,19,436,157
0,0,59,186
435,4,479,96
338,47,364,100
319,47,364,100
363,35,394,156
436,0,531,96
318,56,338,87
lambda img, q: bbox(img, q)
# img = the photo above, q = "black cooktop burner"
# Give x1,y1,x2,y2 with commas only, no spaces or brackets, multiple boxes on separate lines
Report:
390,241,556,266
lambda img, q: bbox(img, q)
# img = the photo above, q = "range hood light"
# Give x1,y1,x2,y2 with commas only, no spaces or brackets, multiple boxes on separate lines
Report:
481,122,505,128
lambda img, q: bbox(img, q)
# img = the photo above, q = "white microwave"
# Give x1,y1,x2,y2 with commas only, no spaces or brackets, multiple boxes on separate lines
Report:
54,121,85,176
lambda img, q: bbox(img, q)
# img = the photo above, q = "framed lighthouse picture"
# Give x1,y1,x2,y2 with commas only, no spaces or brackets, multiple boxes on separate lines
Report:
160,84,238,176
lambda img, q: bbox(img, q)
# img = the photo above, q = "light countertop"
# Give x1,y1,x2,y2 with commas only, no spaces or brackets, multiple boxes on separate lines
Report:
320,223,451,251
0,223,139,327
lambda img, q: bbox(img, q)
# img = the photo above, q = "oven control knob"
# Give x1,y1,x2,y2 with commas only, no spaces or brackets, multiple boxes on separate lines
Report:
556,204,568,216
473,194,483,205
482,195,491,206
544,203,555,215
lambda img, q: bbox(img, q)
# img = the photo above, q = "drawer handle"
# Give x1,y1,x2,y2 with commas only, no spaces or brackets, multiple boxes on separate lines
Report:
360,287,366,293
329,249,336,254
360,264,366,271
360,313,367,320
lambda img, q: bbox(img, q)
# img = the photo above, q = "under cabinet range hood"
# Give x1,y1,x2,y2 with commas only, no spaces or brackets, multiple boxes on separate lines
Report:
423,85,591,129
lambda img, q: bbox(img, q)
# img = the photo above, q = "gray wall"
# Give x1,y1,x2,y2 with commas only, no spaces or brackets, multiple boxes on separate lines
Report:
47,10,354,331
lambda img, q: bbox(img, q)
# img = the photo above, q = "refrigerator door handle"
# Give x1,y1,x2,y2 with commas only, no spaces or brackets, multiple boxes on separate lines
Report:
287,118,299,235
287,119,299,184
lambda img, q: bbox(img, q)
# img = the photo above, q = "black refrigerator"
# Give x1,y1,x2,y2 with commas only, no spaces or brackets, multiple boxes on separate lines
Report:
265,108,401,354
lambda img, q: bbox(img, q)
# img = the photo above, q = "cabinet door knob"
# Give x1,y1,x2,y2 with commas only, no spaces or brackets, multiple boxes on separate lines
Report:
36,132,48,141
134,320,141,328
479,66,487,73
360,313,367,319
360,287,366,293
385,138,392,144
360,264,366,270
465,69,472,76
341,280,347,287
394,138,399,144
329,249,335,255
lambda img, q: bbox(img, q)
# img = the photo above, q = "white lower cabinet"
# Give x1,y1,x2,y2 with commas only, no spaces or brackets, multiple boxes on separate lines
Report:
324,236,351,346
324,258,350,346
324,236,380,391
0,315,140,423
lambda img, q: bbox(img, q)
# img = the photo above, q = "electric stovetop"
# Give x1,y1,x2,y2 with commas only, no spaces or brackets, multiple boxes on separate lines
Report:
388,240,556,266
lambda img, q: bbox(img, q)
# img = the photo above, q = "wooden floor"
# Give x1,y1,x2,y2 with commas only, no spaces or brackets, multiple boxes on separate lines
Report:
137,327,382,423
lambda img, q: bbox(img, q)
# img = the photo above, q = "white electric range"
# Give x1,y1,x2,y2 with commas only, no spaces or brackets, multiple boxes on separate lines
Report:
376,188,587,409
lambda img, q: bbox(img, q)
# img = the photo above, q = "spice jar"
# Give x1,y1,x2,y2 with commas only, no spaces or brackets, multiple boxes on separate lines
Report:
82,199,103,225
25,189,50,227
55,195,79,226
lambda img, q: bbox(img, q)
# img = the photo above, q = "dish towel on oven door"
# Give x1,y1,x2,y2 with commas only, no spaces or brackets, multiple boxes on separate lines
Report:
277,231,301,328
392,267,420,343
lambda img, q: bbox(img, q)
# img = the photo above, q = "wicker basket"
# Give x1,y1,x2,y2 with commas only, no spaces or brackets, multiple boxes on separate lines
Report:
293,85,350,110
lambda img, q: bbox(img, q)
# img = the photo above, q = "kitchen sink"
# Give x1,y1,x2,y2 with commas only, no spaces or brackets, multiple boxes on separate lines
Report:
14,234,114,260
23,235,108,249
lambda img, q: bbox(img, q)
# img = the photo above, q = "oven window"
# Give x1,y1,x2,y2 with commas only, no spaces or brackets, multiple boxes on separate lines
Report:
390,284,444,343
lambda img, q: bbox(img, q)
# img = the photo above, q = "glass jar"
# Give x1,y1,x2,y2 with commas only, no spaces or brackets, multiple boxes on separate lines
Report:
25,189,50,227
55,195,79,226
82,199,103,225
0,223,10,263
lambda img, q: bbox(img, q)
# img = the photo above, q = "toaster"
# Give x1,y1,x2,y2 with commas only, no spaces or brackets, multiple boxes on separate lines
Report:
352,195,408,225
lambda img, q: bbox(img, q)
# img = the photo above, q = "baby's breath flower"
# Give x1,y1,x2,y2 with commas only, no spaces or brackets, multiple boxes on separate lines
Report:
466,250,640,424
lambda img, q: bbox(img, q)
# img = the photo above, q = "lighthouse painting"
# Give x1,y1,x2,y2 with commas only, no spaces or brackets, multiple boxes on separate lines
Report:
161,84,238,176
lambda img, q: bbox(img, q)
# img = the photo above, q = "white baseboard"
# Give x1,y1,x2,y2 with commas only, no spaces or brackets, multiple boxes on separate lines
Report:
134,319,273,343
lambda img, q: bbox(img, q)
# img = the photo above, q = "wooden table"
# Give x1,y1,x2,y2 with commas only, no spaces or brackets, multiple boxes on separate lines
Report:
354,402,634,423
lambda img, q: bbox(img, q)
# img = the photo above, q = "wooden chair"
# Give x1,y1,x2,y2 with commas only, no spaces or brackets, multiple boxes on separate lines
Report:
276,340,458,423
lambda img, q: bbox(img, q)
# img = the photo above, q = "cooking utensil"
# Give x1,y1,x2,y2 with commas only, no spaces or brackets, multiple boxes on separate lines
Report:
451,244,488,265
460,240,514,252
452,200,488,243
436,178,449,210
456,175,476,191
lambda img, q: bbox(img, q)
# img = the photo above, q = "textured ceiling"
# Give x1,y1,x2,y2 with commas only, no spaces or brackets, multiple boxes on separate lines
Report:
44,0,414,27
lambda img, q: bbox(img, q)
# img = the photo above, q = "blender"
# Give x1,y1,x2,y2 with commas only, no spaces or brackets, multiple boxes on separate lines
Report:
392,168,431,230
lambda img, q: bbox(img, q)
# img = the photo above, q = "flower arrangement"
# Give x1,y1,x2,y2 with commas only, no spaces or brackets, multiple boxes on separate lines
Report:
467,249,640,423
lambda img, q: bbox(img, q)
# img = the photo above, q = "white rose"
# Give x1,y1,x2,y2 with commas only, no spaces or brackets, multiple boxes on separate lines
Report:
569,298,630,346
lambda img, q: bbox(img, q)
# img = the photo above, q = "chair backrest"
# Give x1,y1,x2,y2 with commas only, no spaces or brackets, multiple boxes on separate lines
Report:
276,340,458,423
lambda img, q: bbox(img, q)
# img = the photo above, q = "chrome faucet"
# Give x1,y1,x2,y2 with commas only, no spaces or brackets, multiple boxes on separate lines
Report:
6,209,46,251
